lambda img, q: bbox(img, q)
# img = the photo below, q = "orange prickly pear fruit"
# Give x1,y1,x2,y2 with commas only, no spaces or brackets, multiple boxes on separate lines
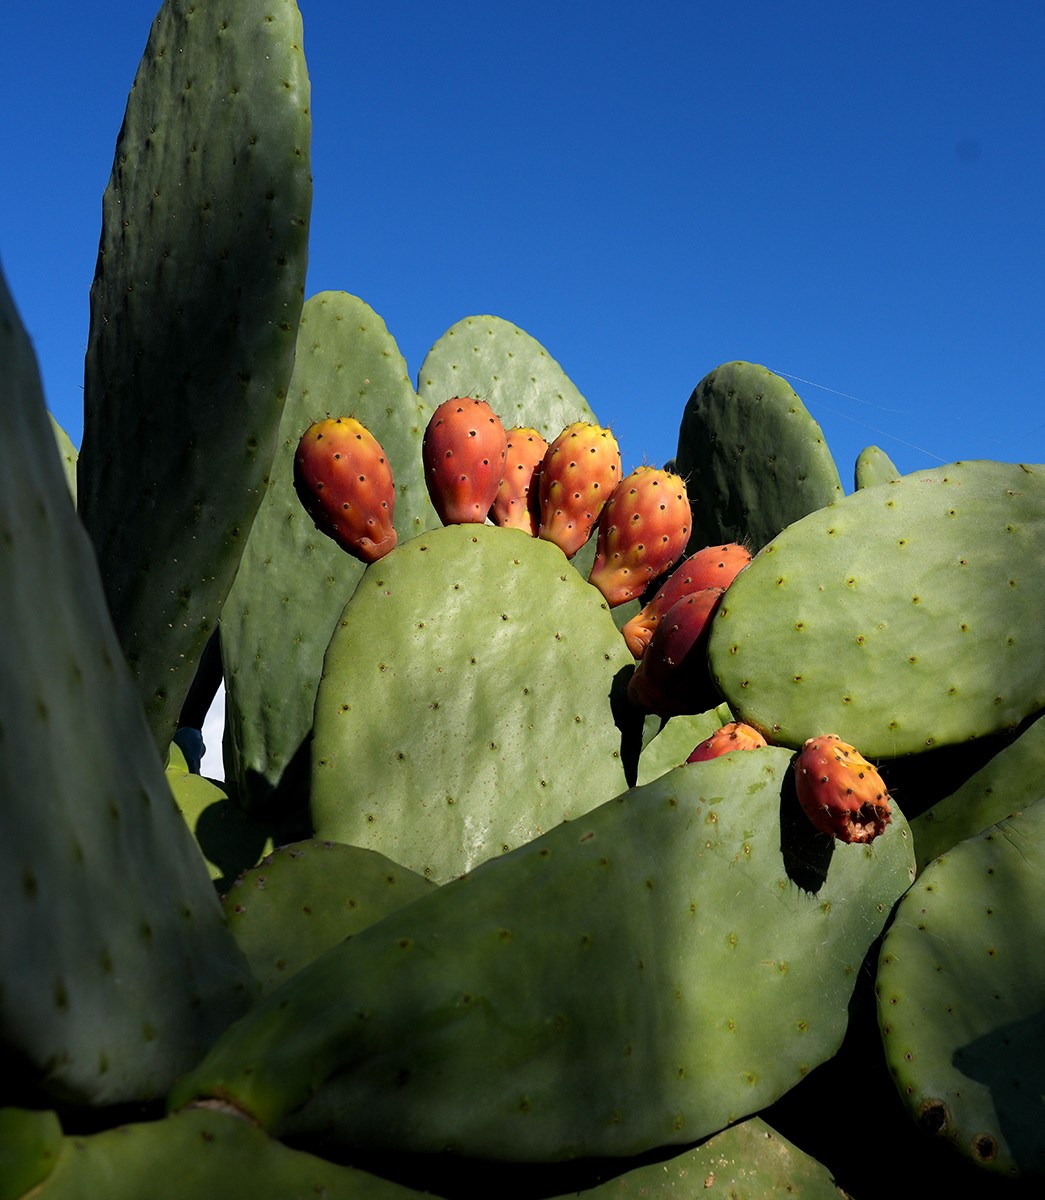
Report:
587,467,690,607
537,422,622,558
687,721,768,762
488,427,548,535
293,416,397,564
626,587,724,718
621,542,751,657
422,397,508,525
793,734,892,844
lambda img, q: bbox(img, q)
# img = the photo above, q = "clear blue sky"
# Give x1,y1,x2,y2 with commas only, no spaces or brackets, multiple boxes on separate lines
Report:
6,1,1044,485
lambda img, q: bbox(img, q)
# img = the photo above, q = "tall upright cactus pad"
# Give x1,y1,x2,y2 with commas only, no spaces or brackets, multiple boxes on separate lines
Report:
172,749,915,1159
417,315,597,442
877,798,1045,1179
708,461,1045,756
0,265,253,1107
220,293,439,813
310,524,631,882
854,443,901,490
674,362,844,551
77,0,312,751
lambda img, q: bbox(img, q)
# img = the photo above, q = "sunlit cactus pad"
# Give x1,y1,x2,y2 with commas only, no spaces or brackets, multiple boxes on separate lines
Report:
310,523,632,882
709,460,1045,756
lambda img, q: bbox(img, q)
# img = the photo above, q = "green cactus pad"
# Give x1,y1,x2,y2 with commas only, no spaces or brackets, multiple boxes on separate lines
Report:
854,444,901,490
29,1108,426,1200
77,0,312,751
47,415,77,504
310,523,632,882
877,798,1045,1179
548,1116,847,1199
708,460,1045,756
417,314,597,443
166,743,275,888
0,264,253,1106
224,840,436,995
673,362,844,552
635,704,733,786
0,1107,63,1200
910,713,1045,870
173,749,915,1160
220,292,439,813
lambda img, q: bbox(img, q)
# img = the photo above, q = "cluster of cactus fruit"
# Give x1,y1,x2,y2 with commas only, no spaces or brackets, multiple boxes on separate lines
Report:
3,2,1045,1197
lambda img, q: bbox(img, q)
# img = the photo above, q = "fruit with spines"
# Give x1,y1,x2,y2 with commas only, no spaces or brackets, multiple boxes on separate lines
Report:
793,734,892,844
488,426,548,535
622,542,751,657
293,417,397,564
422,397,508,524
627,588,724,718
687,721,768,762
587,467,690,607
538,421,622,557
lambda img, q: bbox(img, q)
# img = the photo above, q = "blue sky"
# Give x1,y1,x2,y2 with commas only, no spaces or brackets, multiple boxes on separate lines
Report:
7,1,1044,485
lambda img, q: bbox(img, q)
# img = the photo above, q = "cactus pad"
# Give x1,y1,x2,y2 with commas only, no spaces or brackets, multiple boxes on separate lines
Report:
77,0,312,750
877,798,1045,1179
708,461,1045,756
674,362,844,551
173,748,915,1160
310,523,631,881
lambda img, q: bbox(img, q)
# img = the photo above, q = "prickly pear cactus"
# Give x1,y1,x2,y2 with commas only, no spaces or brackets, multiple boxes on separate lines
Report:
877,797,1045,1179
171,749,915,1160
310,523,632,882
0,263,254,1107
708,460,1045,756
224,840,436,995
854,443,901,489
910,712,1045,870
77,0,313,752
220,292,439,815
26,1107,428,1200
674,362,844,551
417,314,597,441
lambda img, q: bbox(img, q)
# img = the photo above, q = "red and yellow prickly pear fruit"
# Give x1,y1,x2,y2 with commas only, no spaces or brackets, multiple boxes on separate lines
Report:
687,721,768,762
293,417,397,564
626,587,724,718
537,422,622,558
488,427,548,535
793,734,892,844
587,467,690,607
422,397,508,525
621,542,751,658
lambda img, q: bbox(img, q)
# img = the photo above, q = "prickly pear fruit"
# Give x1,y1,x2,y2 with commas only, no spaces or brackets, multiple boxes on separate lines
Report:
293,417,397,564
793,734,892,844
488,426,548,535
687,721,768,762
627,587,724,718
587,466,691,607
421,396,508,525
537,421,622,557
621,542,751,657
